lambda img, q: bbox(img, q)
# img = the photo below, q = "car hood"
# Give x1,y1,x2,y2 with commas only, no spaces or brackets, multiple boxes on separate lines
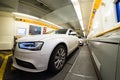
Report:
17,34,68,42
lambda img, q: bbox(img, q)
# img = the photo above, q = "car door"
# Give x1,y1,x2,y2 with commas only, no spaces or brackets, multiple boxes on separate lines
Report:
67,30,78,55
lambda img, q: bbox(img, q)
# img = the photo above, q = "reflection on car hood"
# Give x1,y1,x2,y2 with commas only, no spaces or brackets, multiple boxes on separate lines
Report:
17,34,69,42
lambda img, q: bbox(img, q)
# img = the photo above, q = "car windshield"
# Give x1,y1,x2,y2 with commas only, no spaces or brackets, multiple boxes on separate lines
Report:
55,29,68,34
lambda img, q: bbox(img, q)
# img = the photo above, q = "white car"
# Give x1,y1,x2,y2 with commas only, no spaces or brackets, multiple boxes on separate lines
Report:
13,29,79,73
79,38,84,46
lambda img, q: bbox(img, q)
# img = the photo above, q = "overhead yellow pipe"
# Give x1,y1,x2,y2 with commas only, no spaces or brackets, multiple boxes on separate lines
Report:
88,0,102,33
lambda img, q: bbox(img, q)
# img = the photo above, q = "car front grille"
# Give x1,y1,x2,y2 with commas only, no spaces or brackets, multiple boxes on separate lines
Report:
15,58,36,69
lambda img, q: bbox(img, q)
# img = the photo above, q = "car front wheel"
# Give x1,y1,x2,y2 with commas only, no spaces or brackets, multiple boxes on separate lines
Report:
48,44,67,73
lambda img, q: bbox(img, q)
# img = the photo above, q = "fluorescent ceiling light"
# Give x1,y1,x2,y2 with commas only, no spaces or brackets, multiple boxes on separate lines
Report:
12,12,39,20
71,0,84,31
12,12,62,29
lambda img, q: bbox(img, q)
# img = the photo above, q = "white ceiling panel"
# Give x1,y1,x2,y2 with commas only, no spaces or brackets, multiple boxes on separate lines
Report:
37,0,71,10
42,5,79,29
18,0,93,36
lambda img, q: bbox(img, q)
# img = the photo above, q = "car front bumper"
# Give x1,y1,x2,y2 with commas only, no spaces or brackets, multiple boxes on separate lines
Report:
13,50,51,72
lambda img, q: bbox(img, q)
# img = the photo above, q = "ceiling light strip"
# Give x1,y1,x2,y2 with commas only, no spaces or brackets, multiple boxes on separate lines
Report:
15,17,59,29
12,12,61,30
71,0,84,31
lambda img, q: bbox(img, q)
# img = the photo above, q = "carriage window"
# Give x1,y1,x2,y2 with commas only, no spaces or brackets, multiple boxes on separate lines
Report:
17,28,26,35
29,25,41,35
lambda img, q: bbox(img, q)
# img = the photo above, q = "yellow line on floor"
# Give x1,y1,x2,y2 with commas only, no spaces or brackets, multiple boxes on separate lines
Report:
0,54,12,80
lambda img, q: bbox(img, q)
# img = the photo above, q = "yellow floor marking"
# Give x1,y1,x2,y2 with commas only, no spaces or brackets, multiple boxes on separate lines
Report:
0,54,12,80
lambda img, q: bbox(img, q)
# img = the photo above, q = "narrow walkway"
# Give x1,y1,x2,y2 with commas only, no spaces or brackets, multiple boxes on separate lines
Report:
64,45,98,80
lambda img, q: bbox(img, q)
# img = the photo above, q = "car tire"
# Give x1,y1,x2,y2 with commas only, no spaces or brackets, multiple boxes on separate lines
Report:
48,44,67,73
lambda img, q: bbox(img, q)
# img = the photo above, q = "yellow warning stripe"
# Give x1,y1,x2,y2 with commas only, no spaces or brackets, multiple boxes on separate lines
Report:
15,17,60,30
0,54,12,80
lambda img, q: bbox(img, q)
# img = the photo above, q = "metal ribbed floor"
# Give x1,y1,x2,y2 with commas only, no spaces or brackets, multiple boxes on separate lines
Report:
64,45,98,80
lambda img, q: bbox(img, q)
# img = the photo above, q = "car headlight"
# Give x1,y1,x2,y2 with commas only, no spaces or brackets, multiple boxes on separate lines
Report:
18,41,44,50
